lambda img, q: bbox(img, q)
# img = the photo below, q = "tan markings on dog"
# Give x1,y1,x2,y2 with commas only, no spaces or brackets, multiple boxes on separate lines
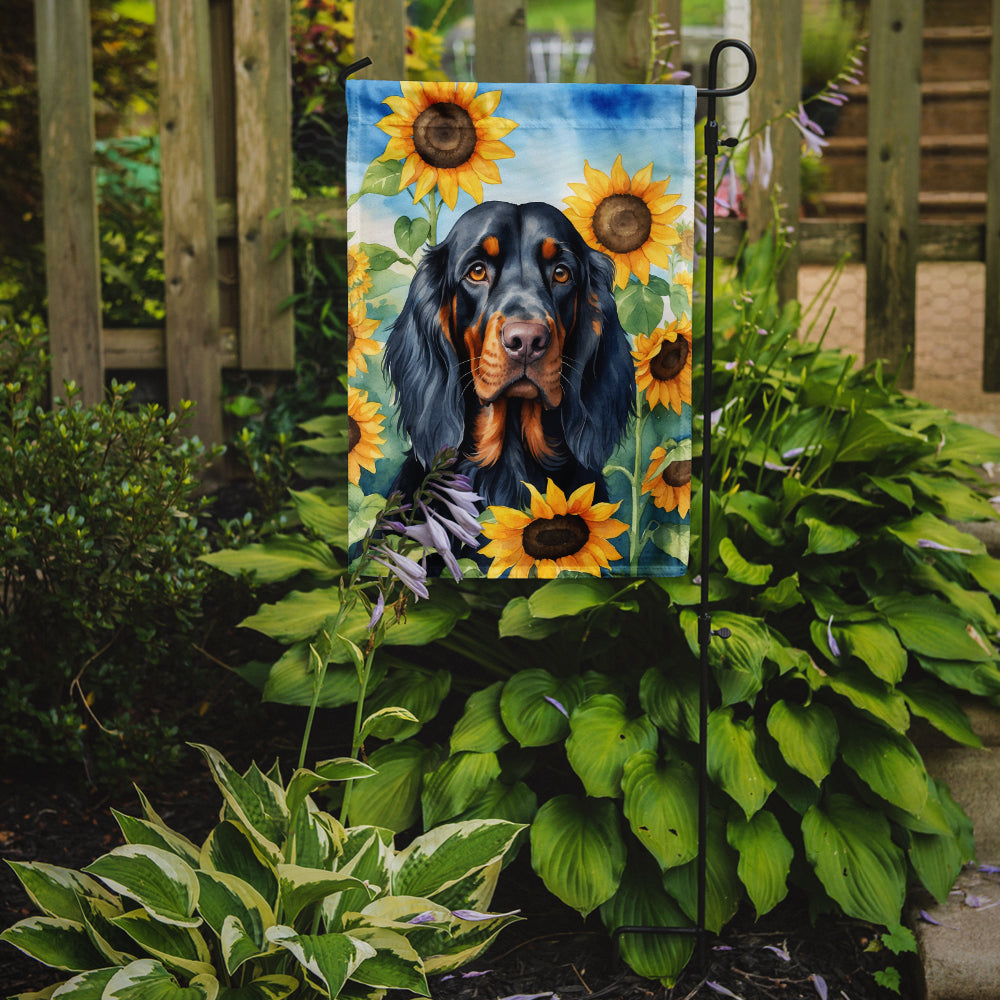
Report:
541,238,558,260
473,312,509,401
469,399,507,467
521,398,558,462
588,291,601,336
464,322,485,380
482,235,500,257
438,303,455,351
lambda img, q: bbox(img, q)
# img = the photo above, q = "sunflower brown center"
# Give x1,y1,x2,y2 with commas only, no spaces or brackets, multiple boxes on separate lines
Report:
592,194,653,254
348,255,358,280
650,335,689,382
348,415,361,452
412,102,478,169
522,514,589,561
347,323,356,353
661,459,692,488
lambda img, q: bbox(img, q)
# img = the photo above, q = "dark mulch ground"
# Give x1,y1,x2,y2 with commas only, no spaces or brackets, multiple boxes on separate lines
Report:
1,740,915,1000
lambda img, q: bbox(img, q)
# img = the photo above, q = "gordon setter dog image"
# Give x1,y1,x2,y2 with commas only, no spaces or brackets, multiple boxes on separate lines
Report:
383,200,635,510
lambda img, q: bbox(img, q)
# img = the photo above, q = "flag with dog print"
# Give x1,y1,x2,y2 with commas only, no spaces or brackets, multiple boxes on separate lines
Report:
347,80,696,578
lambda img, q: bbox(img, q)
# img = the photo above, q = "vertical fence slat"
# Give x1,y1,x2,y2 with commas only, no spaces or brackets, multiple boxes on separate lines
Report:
747,0,801,303
34,0,103,405
594,0,650,84
233,0,294,369
864,0,923,389
983,0,1000,390
157,0,223,444
474,0,527,81
355,0,406,80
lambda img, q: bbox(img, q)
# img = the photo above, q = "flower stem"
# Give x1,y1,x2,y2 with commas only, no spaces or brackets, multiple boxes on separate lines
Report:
339,643,377,826
630,386,645,574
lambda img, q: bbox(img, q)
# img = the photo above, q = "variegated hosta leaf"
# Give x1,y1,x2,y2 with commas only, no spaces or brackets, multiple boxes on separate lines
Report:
288,802,343,870
191,745,287,863
566,695,658,798
802,793,906,926
285,760,375,824
215,975,300,1000
83,846,200,928
195,871,274,974
110,908,214,978
765,700,838,786
77,894,135,966
200,822,278,910
450,681,511,754
421,751,502,829
323,829,393,931
112,810,202,868
499,670,585,747
838,718,929,817
529,795,626,917
421,906,523,975
345,926,429,995
265,925,375,998
391,820,524,901
621,751,698,871
277,865,375,925
706,707,776,818
45,966,118,997
4,861,118,922
599,854,694,987
102,958,218,999
726,810,793,917
0,916,107,971
421,860,501,917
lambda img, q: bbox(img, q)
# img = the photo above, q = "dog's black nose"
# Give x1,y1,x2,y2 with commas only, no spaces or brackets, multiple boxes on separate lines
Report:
501,320,549,362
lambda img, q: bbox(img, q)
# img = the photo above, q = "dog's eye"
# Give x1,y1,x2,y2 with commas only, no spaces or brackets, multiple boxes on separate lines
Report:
466,263,488,283
552,264,571,285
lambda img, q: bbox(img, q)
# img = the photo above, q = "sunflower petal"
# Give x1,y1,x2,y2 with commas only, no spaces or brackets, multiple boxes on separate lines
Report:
582,160,613,199
468,88,502,118
610,154,631,194
436,167,460,209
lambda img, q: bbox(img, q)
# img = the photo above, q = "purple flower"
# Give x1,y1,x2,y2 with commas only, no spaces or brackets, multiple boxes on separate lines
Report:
451,908,520,921
791,104,828,157
826,616,841,658
747,125,773,191
812,974,828,1000
407,911,438,925
917,538,972,554
544,695,569,718
367,590,385,631
372,545,429,600
763,944,790,961
706,983,742,999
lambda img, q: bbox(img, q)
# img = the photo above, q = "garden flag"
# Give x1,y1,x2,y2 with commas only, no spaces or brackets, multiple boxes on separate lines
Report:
347,80,696,577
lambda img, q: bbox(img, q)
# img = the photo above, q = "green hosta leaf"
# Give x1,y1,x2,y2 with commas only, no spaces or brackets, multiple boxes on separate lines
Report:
874,594,995,662
359,706,421,743
802,794,906,926
599,853,694,987
621,751,698,871
4,862,118,922
909,811,966,905
453,779,538,827
285,759,376,822
191,746,287,862
802,517,859,556
727,811,793,917
886,512,985,556
661,811,741,933
195,871,273,974
910,562,1000,633
421,751,502,828
718,536,772,585
681,610,771,706
834,410,926,463
288,489,347,545
906,472,998,521
265,926,375,997
84,846,200,928
530,795,626,917
393,820,524,900
277,865,374,925
835,621,907,684
756,573,805,614
241,589,341,643
901,680,982,748
200,536,339,584
363,667,451,740
216,975,299,1000
103,959,218,999
497,597,564,639
707,708,776,818
347,740,441,832
111,908,214,977
346,925,428,994
499,670,584,747
639,665,699,742
967,553,1000,597
839,718,928,816
527,578,620,618
200,822,278,910
725,490,784,545
394,215,431,257
260,645,382,709
765,700,838,786
450,681,511,754
0,916,107,971
916,655,1000,697
566,695,658,798
812,662,910,732
112,812,201,868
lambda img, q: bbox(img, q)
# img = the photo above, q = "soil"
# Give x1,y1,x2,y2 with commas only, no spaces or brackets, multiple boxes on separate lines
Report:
0,743,913,1000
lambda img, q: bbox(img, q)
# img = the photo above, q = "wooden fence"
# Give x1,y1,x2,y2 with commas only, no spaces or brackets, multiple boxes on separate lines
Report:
33,0,1000,445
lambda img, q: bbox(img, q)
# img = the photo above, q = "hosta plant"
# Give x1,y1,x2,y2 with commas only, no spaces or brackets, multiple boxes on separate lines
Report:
1,744,523,999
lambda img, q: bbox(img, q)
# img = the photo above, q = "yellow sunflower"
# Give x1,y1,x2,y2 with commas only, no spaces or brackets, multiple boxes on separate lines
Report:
348,244,372,306
348,299,380,378
347,386,385,486
376,82,517,210
641,446,692,517
563,154,686,289
479,480,627,579
674,270,693,308
632,318,693,414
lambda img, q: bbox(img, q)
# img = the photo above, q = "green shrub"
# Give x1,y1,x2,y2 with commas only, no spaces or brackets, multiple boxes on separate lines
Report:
1,743,524,998
0,317,220,783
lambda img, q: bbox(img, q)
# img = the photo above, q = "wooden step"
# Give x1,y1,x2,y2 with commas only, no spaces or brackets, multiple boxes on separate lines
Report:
813,190,987,222
922,0,992,28
922,25,993,83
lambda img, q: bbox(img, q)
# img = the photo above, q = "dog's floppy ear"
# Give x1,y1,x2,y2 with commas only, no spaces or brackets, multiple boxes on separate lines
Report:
383,238,466,469
560,245,636,469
